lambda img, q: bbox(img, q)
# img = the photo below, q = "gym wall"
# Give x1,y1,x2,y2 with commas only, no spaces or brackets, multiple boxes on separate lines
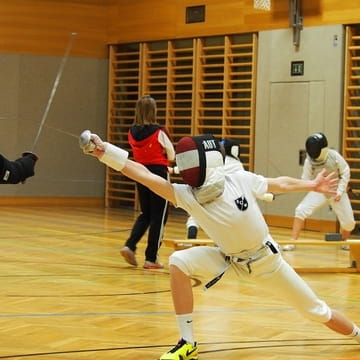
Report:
0,53,108,200
0,0,359,206
256,24,343,229
0,1,109,202
107,0,360,44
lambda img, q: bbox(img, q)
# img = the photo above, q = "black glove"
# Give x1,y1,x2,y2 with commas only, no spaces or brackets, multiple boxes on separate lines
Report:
0,152,39,184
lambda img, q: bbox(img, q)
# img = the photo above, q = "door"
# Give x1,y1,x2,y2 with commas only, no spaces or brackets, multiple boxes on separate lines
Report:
266,80,328,218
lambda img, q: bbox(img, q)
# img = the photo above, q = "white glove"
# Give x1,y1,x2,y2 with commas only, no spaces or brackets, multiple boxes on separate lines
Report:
79,130,96,154
79,130,129,171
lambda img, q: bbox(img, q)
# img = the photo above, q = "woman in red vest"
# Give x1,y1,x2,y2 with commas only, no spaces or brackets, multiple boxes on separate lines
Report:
121,95,175,269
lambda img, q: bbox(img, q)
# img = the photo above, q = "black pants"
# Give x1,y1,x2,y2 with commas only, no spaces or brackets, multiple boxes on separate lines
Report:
125,165,169,262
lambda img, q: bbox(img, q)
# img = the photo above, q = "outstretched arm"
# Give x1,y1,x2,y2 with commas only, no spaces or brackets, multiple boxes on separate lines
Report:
81,132,176,205
122,160,176,204
267,168,338,195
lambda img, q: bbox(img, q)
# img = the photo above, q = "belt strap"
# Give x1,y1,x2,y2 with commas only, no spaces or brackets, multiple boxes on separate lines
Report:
203,241,279,290
203,264,231,291
229,241,279,263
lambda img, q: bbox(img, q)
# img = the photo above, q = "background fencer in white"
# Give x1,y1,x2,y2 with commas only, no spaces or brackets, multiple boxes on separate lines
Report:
81,132,360,360
284,132,355,251
297,150,355,232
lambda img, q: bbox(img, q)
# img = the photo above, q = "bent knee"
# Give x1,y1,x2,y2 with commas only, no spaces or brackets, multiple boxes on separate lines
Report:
295,205,312,220
169,251,191,276
341,220,356,232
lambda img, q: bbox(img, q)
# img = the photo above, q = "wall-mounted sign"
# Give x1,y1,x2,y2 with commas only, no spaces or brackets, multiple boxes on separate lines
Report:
291,61,304,76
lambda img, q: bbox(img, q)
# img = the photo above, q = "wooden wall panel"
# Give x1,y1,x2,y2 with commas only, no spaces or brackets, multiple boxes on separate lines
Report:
106,35,257,207
0,0,110,58
1,1,359,59
108,0,360,45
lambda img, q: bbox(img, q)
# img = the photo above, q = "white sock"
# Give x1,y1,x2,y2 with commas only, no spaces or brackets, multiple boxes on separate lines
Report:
349,325,360,343
176,313,195,345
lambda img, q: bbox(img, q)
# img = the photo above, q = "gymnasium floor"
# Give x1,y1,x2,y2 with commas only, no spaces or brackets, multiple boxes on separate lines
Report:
0,205,359,359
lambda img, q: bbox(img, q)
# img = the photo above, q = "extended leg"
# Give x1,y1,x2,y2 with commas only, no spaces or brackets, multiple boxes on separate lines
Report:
291,217,304,240
341,229,351,240
255,254,360,343
325,309,358,336
282,217,304,251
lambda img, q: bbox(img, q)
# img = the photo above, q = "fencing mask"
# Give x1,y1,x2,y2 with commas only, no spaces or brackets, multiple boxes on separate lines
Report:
305,132,328,161
175,135,225,203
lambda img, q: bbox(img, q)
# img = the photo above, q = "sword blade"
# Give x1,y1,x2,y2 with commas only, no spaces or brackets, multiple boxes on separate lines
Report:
31,32,77,151
45,125,78,139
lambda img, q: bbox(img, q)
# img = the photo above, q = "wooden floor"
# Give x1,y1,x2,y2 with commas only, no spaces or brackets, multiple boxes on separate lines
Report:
0,205,359,359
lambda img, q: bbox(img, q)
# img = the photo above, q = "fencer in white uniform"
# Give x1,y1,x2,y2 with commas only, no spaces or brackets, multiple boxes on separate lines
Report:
283,132,355,251
184,138,273,239
80,131,360,360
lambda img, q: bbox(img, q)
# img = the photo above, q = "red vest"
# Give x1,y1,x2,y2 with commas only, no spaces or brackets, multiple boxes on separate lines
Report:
128,128,169,166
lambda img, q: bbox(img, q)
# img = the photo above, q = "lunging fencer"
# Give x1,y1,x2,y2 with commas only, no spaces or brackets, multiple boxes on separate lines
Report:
80,132,360,360
283,132,355,251
0,152,38,184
